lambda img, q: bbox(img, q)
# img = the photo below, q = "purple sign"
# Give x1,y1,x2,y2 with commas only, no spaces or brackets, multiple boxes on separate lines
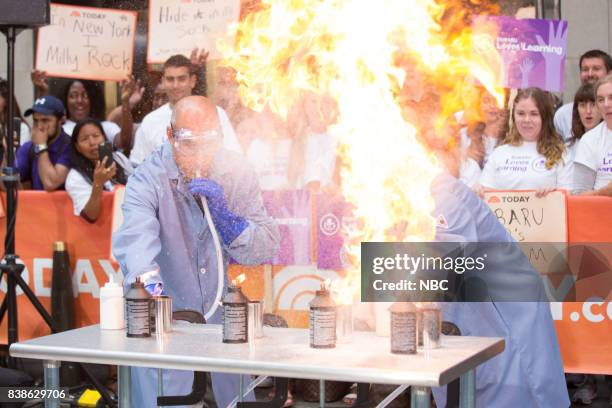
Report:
474,16,568,92
262,190,312,265
316,193,353,269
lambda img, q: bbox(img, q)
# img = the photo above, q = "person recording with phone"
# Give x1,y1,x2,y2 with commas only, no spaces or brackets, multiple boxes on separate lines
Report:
65,118,133,222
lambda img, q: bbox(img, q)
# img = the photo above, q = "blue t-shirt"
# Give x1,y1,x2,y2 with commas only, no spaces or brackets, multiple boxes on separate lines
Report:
16,131,71,190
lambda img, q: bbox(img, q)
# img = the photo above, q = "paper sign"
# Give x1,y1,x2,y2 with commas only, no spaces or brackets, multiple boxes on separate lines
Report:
35,4,137,81
147,0,240,63
473,16,568,92
484,190,568,274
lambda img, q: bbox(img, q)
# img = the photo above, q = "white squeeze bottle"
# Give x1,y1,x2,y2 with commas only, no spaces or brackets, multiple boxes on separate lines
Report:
100,276,125,330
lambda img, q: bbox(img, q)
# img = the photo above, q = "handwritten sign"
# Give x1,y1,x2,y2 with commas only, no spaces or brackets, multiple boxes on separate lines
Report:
484,190,568,274
147,0,240,63
473,16,568,92
35,4,137,81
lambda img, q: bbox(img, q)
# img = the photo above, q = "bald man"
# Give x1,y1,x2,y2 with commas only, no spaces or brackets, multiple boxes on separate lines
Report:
113,96,280,407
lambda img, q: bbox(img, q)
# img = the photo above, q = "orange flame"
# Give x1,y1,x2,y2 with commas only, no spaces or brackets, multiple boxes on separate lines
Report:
220,0,503,303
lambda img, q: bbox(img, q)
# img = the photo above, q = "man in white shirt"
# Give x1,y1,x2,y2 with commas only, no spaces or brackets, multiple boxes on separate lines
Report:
130,54,241,164
554,50,612,141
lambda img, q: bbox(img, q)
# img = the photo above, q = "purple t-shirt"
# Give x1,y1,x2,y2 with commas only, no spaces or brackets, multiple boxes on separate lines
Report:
16,131,71,190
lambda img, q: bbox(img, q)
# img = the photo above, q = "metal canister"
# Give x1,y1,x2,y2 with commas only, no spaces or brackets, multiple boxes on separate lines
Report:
420,304,442,349
309,286,337,348
248,300,264,339
151,295,173,335
222,283,249,343
336,304,353,343
125,277,151,338
389,302,417,354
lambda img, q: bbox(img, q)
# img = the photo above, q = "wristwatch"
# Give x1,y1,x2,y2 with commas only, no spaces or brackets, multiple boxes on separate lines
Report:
33,143,48,156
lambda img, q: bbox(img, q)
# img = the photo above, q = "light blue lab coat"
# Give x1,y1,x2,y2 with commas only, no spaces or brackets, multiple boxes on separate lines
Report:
113,142,280,408
430,172,569,408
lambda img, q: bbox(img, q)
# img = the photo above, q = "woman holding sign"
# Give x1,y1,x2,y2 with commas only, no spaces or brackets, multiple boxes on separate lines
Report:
573,74,612,196
477,87,574,196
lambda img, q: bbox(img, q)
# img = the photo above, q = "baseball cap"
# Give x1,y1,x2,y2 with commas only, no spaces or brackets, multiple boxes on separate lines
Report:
24,96,65,117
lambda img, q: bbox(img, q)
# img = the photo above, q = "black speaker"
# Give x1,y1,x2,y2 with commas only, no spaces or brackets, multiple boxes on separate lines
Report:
0,0,50,28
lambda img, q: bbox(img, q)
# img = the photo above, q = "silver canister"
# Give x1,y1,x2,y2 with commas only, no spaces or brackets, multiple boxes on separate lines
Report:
151,296,173,335
336,304,353,342
421,305,442,349
248,300,264,339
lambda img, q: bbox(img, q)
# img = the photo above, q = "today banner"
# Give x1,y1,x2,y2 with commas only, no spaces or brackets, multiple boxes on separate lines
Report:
1,191,611,374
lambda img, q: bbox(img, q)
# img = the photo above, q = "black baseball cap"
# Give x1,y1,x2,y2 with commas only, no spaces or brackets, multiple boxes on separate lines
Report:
24,96,65,117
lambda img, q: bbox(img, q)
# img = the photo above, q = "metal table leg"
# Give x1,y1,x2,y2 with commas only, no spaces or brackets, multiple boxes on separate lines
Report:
459,369,476,408
43,360,60,408
319,379,325,408
118,365,131,407
410,386,431,408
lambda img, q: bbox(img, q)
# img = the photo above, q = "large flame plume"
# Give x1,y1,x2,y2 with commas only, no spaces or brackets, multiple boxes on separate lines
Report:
220,0,503,304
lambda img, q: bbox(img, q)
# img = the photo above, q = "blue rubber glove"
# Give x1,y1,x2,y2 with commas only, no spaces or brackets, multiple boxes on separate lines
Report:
188,178,248,245
145,282,165,296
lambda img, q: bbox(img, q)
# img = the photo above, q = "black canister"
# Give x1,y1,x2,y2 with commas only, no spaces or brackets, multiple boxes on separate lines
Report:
309,285,337,348
125,277,152,338
222,283,248,343
390,302,417,354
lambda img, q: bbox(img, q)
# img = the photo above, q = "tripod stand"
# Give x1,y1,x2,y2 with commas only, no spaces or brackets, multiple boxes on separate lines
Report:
0,27,115,407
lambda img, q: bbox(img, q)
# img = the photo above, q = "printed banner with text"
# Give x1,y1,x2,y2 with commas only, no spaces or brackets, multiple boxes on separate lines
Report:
473,16,568,92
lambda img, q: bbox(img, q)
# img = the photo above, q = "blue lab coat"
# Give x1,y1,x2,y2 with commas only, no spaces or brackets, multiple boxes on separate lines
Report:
430,172,569,408
113,142,280,407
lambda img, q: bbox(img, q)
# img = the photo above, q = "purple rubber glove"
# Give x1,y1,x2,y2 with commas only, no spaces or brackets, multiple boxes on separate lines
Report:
145,282,165,296
188,178,248,245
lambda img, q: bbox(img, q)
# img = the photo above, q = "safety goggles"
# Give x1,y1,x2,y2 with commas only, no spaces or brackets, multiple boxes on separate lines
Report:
170,126,222,149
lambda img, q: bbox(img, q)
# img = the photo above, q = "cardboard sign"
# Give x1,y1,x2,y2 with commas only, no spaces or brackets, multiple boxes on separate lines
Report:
147,0,240,63
473,16,568,92
484,190,568,274
35,4,137,81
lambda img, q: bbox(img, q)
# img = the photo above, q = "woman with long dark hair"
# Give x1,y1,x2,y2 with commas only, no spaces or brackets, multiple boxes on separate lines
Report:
478,87,573,196
568,83,602,155
65,118,133,222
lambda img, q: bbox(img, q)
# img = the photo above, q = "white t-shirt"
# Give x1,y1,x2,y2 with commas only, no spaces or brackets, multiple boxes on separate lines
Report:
459,157,481,188
65,169,114,216
459,127,499,166
480,142,574,191
246,137,292,190
303,132,338,187
574,122,612,190
63,120,120,143
553,102,573,142
18,122,31,145
65,151,134,216
246,132,338,190
129,103,242,164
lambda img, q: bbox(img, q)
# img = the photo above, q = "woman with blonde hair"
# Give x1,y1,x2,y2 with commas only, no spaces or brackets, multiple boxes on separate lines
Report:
478,87,573,196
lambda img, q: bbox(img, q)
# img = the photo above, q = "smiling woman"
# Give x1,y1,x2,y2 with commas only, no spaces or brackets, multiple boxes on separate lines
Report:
477,87,573,197
58,79,122,145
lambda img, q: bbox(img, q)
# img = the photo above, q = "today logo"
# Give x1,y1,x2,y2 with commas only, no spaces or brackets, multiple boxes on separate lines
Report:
488,195,530,203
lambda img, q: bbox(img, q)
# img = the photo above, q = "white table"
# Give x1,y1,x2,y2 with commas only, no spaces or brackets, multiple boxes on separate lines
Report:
10,323,504,408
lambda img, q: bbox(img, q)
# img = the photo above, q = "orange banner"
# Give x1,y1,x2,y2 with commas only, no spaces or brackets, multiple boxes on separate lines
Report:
0,191,611,374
